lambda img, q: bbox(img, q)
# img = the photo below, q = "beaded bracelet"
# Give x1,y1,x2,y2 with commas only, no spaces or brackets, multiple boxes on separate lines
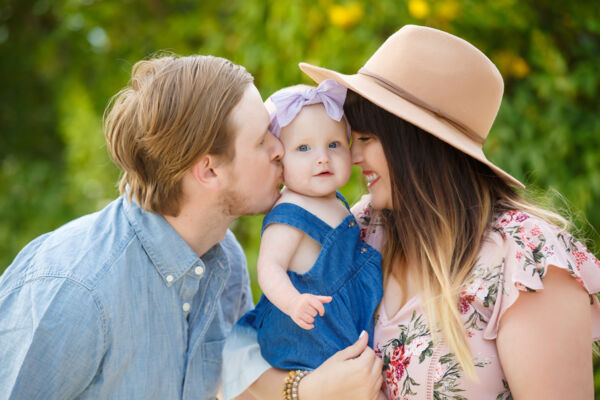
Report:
282,369,309,400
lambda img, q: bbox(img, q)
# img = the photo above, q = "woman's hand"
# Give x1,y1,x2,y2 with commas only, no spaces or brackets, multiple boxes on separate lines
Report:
299,331,383,400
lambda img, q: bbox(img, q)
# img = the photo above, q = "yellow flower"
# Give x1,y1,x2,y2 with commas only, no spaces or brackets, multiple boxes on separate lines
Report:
494,50,531,79
329,3,364,29
408,0,430,19
436,0,460,20
511,56,531,78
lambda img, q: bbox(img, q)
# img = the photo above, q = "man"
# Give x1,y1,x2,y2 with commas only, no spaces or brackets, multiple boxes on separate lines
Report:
0,55,283,399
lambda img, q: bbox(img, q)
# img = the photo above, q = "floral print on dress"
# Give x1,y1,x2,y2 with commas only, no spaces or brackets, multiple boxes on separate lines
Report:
491,210,592,292
376,311,433,398
376,311,490,400
367,201,600,400
458,260,505,336
433,354,489,400
353,196,384,243
496,380,513,400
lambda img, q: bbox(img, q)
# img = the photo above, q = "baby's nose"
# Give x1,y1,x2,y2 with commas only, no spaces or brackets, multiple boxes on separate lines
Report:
316,153,330,164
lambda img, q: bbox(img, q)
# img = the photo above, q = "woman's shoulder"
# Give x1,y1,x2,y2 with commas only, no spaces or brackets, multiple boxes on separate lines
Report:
463,208,600,340
487,209,600,286
490,209,564,239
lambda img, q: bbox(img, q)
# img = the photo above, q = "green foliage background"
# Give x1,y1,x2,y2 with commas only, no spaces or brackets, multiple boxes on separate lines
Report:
1,0,599,392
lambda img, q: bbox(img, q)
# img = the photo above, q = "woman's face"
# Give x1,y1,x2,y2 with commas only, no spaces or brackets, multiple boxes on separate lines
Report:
351,131,393,210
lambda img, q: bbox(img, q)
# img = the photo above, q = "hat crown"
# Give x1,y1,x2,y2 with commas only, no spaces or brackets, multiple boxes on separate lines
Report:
362,25,504,141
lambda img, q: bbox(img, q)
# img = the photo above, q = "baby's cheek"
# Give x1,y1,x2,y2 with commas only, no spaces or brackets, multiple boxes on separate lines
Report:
281,165,299,187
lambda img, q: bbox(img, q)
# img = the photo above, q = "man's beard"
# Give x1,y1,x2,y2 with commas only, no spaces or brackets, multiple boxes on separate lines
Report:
220,186,247,217
219,187,274,217
219,165,281,217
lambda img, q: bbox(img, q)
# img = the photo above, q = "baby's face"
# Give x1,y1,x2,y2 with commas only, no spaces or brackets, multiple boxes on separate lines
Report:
279,104,351,197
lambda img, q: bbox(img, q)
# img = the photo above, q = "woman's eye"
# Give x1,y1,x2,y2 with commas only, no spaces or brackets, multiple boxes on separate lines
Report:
328,142,338,149
298,144,309,151
357,136,371,142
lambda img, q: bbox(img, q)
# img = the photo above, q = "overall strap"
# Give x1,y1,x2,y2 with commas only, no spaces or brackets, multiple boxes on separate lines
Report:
336,191,350,210
261,203,332,245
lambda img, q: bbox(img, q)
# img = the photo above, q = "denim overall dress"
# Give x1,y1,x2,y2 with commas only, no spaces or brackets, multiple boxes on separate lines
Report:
239,192,383,370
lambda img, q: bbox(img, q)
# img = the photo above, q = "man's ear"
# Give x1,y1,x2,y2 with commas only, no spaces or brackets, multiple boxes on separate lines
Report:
189,154,222,190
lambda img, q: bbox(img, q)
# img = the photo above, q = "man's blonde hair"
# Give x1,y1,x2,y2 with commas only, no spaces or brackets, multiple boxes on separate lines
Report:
103,55,253,216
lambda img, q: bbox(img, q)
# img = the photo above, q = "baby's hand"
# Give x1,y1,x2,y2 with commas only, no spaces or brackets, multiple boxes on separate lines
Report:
289,293,332,330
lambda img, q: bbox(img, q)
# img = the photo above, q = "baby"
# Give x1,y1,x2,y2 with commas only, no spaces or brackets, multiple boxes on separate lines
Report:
239,79,383,371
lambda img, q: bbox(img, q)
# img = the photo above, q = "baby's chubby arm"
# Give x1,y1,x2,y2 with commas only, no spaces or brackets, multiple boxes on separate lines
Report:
258,223,332,329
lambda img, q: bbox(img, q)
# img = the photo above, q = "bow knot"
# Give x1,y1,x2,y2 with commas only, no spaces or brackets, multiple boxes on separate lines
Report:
268,79,350,138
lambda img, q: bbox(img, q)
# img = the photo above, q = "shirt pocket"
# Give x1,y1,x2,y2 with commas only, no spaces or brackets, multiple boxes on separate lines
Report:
201,339,226,396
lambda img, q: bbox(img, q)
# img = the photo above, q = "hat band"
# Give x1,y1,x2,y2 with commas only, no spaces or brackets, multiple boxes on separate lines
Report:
358,68,486,145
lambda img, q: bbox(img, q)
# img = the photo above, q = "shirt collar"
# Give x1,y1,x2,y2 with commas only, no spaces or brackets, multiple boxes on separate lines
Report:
122,195,223,287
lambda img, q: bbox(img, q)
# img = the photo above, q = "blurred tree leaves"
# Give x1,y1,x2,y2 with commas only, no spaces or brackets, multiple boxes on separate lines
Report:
1,0,600,390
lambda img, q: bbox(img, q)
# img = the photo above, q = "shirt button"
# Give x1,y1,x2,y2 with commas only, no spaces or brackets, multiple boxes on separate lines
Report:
360,247,367,253
194,266,204,276
349,220,356,228
182,302,191,312
166,274,174,283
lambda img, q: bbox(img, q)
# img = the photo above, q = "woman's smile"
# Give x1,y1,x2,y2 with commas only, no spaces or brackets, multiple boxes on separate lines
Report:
363,171,380,188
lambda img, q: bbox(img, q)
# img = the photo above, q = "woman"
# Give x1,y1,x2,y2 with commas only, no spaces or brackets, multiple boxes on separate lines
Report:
223,25,600,400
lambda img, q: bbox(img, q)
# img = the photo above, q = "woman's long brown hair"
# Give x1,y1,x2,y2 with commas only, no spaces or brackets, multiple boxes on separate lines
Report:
344,90,568,378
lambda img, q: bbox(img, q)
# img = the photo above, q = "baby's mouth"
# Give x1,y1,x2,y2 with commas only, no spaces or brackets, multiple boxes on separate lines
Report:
316,171,332,177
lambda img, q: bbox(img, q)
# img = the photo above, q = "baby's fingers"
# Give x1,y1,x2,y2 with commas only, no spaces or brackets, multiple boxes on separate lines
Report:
309,295,332,316
298,321,314,330
315,295,333,304
301,312,315,325
297,314,315,330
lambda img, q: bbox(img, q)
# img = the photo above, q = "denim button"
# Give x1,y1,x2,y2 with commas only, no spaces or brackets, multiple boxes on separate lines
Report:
182,302,191,312
349,220,356,228
360,247,367,253
166,275,174,283
194,266,204,276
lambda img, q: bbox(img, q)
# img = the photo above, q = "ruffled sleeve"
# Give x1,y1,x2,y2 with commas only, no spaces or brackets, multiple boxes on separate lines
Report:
483,210,600,340
350,194,385,251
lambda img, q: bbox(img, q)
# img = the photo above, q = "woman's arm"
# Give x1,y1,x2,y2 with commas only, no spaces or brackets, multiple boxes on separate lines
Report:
245,331,383,400
496,265,593,399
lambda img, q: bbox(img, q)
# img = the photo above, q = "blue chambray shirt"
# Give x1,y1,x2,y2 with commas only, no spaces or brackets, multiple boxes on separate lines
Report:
0,195,254,399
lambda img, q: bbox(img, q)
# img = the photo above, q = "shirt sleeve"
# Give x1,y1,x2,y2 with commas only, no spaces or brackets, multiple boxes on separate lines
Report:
238,276,255,320
0,277,105,399
222,323,271,400
483,211,600,340
222,229,255,321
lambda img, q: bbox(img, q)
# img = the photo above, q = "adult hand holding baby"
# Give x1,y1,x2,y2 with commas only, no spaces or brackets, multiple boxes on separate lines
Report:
299,331,383,400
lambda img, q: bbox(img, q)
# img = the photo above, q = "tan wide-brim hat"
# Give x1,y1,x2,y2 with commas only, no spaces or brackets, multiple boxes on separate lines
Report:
299,24,525,189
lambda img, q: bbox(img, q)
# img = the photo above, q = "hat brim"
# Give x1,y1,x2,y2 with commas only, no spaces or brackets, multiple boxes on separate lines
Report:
299,62,525,189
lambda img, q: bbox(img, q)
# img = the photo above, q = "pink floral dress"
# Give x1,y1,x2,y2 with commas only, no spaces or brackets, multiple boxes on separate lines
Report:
352,195,600,400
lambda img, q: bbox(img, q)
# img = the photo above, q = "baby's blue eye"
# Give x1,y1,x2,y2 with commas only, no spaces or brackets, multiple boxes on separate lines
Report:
329,142,338,149
298,144,309,152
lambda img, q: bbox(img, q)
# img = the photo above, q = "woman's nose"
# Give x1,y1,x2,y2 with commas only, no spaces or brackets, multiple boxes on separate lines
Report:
351,145,362,165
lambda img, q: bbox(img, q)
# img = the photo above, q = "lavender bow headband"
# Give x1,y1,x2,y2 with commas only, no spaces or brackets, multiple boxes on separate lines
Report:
268,79,351,139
